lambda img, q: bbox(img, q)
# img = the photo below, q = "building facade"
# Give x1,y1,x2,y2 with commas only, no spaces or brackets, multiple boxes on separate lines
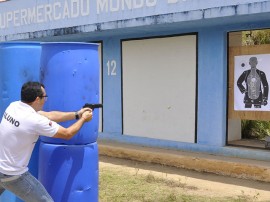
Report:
1,0,270,162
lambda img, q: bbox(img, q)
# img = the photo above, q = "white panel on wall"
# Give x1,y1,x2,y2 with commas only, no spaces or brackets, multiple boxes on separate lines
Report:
122,35,197,143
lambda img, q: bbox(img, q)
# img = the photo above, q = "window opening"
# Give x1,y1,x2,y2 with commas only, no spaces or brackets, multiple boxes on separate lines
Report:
228,29,270,149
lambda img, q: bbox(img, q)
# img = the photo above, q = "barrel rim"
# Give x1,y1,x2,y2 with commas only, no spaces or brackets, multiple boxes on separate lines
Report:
41,42,99,46
0,41,41,46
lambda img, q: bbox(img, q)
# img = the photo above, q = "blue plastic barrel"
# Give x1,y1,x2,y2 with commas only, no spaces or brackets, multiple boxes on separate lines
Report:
0,41,41,202
0,42,41,117
40,42,100,145
38,142,99,202
0,192,23,202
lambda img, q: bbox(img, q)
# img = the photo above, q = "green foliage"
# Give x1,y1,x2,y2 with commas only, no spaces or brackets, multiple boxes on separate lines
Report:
241,120,270,139
242,29,270,45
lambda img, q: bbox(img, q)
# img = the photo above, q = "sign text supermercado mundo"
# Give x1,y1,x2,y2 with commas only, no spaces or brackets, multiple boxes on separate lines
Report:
0,0,188,29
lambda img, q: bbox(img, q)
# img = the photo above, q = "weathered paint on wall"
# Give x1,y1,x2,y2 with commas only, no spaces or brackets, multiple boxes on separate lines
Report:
1,0,270,41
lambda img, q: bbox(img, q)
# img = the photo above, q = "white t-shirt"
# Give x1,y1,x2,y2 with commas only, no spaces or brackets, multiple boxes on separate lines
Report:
0,101,60,175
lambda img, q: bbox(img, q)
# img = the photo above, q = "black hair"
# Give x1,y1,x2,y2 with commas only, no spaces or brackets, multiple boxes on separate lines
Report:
21,81,45,103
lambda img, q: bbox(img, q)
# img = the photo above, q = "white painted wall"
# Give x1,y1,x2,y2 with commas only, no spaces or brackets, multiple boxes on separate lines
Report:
122,35,196,143
228,119,242,141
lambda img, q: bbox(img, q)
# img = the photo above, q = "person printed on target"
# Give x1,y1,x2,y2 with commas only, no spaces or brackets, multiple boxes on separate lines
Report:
237,56,269,108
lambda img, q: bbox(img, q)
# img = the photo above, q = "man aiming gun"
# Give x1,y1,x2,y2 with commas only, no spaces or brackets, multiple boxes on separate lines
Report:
0,81,93,202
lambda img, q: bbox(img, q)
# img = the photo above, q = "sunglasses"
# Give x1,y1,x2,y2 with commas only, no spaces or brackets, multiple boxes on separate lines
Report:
39,95,48,101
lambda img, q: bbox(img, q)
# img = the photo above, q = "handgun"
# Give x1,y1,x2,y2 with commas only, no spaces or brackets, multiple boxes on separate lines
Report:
83,103,103,110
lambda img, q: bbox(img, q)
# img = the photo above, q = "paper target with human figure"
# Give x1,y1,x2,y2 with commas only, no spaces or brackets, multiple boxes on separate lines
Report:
234,54,270,111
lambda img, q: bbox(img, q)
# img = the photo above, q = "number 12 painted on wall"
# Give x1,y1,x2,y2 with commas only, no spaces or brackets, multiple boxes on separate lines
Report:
107,60,117,76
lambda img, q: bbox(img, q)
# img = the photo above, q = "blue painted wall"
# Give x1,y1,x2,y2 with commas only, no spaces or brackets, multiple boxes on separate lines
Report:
98,20,270,161
1,0,267,37
197,28,227,147
1,0,270,41
102,38,122,133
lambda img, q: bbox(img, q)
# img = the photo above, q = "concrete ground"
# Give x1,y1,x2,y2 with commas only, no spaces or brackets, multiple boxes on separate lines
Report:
98,139,270,183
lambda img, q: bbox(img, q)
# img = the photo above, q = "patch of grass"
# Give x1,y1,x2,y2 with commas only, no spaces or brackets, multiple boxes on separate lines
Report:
144,173,197,190
99,167,256,202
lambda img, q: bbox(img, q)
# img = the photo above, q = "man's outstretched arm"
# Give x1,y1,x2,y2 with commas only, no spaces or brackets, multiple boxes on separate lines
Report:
38,108,92,123
52,111,92,140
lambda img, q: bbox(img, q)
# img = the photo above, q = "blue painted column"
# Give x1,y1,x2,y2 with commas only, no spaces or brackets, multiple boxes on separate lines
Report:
102,38,122,133
0,42,41,202
197,28,227,147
